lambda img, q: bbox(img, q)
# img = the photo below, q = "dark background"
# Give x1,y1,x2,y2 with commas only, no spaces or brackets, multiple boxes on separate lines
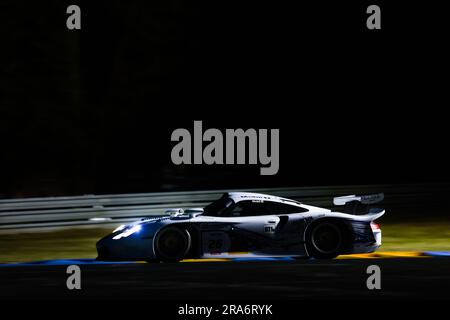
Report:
0,1,448,197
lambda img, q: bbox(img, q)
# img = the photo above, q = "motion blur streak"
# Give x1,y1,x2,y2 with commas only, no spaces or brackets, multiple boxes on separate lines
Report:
1,251,448,267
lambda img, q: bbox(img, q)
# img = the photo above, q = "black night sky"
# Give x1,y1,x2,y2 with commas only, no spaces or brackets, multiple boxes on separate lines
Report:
0,1,449,197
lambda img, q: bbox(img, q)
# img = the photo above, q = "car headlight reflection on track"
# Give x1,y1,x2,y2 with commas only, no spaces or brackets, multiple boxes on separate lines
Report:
113,225,142,240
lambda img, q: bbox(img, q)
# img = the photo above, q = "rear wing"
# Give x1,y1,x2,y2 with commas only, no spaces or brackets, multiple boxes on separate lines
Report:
333,193,384,216
333,193,384,206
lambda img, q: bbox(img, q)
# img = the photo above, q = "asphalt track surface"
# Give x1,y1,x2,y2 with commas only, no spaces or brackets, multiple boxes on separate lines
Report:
1,257,449,300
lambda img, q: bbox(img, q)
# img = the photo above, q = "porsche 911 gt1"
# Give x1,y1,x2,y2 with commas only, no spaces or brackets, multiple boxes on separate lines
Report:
96,192,384,262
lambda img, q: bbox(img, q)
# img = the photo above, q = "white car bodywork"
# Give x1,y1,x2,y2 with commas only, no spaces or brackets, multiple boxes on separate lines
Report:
97,192,384,262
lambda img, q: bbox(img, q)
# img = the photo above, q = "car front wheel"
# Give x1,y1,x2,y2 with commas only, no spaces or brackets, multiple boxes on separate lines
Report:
155,227,192,262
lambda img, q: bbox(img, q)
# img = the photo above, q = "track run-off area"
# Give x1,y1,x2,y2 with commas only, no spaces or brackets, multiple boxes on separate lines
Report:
0,250,449,267
1,252,449,300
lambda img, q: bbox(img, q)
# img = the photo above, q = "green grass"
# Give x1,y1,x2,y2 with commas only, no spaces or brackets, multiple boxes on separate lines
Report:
0,222,449,263
0,228,111,264
379,222,450,252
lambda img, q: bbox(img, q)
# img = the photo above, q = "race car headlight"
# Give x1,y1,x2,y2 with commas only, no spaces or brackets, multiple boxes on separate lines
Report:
128,224,141,234
112,224,142,240
113,224,126,233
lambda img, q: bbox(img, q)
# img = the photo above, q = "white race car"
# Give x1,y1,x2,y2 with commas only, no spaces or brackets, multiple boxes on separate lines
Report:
96,192,384,262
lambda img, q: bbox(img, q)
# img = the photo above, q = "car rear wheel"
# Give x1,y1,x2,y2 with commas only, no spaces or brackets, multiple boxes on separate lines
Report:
155,227,191,262
306,221,342,259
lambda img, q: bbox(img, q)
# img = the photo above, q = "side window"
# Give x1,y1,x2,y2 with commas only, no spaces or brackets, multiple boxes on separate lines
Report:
229,201,271,217
228,201,307,217
266,202,308,214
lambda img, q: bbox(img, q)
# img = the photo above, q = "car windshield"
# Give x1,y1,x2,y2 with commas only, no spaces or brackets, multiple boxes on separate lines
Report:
202,195,234,217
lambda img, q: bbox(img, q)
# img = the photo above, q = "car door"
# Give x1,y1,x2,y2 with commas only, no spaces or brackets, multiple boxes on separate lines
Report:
200,200,279,256
226,200,280,238
228,200,309,255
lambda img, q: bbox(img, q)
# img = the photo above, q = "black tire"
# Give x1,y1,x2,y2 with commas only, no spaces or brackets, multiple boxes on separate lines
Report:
306,221,342,259
154,227,191,262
